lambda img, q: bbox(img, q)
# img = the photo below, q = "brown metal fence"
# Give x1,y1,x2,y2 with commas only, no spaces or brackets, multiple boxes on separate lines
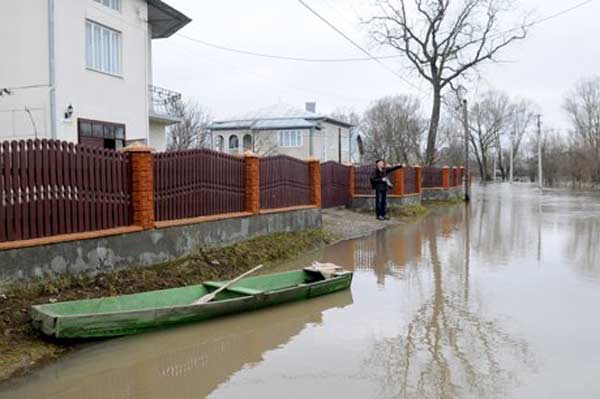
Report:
422,167,443,188
320,161,350,208
354,165,397,195
153,149,246,221
0,139,131,243
260,155,311,209
403,167,417,194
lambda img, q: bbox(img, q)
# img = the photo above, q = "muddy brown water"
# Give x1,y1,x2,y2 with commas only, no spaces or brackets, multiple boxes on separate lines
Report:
2,184,600,398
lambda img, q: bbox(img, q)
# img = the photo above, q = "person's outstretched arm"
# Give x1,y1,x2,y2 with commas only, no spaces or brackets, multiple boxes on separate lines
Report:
384,164,404,174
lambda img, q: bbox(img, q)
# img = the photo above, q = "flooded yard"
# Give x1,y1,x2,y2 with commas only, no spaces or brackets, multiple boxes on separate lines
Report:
2,184,600,398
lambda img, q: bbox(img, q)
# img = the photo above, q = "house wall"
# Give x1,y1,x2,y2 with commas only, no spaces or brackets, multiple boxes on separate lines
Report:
0,0,151,144
0,0,51,140
54,0,150,144
149,120,167,151
213,122,352,162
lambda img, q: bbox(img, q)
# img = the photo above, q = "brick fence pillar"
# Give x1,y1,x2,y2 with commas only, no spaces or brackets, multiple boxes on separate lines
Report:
460,166,465,184
348,164,355,198
414,165,422,194
393,167,404,196
307,158,321,208
244,151,260,214
442,166,450,189
122,143,154,230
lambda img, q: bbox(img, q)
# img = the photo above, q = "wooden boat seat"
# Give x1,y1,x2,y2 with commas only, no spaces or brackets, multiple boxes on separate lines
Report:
203,281,264,296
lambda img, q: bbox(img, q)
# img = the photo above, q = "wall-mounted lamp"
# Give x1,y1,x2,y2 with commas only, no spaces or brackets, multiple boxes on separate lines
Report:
0,88,12,96
64,104,74,119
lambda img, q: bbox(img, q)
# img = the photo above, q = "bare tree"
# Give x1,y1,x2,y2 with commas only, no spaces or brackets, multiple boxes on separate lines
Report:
251,131,279,156
504,99,536,179
167,100,212,151
369,0,528,165
467,91,510,180
362,95,425,164
564,76,600,182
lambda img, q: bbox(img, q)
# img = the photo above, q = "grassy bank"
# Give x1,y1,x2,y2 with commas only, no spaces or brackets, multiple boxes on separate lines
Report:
0,229,337,382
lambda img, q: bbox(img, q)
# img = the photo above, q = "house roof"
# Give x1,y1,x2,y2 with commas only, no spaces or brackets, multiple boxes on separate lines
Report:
209,103,355,131
147,0,191,39
209,117,320,131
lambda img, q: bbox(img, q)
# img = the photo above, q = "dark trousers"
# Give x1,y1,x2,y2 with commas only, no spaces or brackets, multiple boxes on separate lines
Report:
375,190,387,218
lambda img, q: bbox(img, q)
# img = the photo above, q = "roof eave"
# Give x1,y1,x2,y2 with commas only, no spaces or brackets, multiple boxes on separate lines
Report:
147,0,192,39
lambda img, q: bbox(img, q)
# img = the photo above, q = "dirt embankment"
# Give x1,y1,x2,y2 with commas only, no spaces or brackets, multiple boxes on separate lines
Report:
0,229,337,382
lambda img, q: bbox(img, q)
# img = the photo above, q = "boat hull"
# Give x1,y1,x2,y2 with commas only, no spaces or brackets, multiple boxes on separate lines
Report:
31,271,353,338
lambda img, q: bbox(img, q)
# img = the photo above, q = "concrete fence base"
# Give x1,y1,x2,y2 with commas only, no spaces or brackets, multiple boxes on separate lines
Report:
421,187,463,201
0,208,321,284
349,194,421,211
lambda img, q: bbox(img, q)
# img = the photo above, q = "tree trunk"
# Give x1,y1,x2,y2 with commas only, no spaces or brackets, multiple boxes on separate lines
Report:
425,86,442,166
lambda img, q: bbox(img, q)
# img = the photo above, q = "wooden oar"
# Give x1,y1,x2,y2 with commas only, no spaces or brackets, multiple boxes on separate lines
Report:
193,265,264,305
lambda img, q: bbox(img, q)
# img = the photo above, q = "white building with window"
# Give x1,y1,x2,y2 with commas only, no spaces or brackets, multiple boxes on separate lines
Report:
0,0,190,151
208,103,359,163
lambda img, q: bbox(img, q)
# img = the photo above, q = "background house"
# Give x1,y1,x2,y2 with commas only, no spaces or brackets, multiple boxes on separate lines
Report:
0,0,190,151
208,102,360,163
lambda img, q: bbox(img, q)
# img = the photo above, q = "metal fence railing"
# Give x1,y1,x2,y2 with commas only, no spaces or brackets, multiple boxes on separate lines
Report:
321,161,351,208
260,155,311,210
0,139,131,243
153,149,246,221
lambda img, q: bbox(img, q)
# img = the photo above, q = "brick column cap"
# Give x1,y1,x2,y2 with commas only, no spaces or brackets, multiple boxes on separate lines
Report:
305,157,321,162
121,142,154,153
243,150,259,158
442,165,450,169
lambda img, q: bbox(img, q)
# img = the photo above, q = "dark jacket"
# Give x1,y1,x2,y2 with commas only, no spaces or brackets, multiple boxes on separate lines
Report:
370,165,403,192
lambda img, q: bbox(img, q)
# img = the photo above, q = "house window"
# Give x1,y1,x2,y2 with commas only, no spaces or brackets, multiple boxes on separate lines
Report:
94,0,121,11
215,135,225,152
78,119,125,150
278,130,302,148
243,134,253,151
86,20,122,76
229,135,239,153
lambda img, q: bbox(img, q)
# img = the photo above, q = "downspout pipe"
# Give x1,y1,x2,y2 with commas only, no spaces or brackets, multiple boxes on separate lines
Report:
48,0,57,139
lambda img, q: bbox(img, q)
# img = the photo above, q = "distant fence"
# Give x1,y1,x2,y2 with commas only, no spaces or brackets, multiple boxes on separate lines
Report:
404,167,418,194
260,155,311,210
422,167,443,188
153,150,246,222
0,139,131,243
321,161,351,208
354,165,400,195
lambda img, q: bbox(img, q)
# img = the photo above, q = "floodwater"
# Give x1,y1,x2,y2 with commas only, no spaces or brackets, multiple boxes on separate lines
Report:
2,184,600,399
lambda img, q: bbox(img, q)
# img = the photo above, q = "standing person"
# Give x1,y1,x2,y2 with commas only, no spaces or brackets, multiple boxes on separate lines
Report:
370,160,403,221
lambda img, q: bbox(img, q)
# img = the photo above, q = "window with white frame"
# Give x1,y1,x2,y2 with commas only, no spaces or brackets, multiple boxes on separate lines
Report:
85,20,122,76
278,130,302,147
94,0,121,11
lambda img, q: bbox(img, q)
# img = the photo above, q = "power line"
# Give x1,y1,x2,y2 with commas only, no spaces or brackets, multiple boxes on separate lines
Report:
177,34,401,63
176,0,594,65
296,0,425,93
0,84,51,91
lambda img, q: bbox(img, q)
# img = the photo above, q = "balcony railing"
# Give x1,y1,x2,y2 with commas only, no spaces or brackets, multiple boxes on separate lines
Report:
149,85,182,119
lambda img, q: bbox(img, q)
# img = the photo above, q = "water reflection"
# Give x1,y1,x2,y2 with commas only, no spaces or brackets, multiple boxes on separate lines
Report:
358,206,535,398
2,291,353,399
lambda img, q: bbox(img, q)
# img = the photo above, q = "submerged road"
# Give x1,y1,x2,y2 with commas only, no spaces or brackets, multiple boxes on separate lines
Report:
2,183,600,398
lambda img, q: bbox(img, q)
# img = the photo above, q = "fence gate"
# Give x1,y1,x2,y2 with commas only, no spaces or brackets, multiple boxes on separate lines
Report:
320,161,350,208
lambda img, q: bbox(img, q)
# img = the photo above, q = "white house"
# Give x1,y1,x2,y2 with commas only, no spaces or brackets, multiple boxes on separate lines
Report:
208,103,362,163
0,0,190,151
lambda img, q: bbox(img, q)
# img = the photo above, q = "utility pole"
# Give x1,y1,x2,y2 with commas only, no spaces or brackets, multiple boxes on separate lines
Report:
462,99,470,201
537,114,543,190
509,130,514,183
493,152,497,182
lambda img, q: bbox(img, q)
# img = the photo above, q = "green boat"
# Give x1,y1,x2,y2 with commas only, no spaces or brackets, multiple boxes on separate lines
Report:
31,268,353,339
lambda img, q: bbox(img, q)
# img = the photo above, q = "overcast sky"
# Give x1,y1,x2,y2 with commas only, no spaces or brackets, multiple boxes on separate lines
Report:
152,0,600,132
